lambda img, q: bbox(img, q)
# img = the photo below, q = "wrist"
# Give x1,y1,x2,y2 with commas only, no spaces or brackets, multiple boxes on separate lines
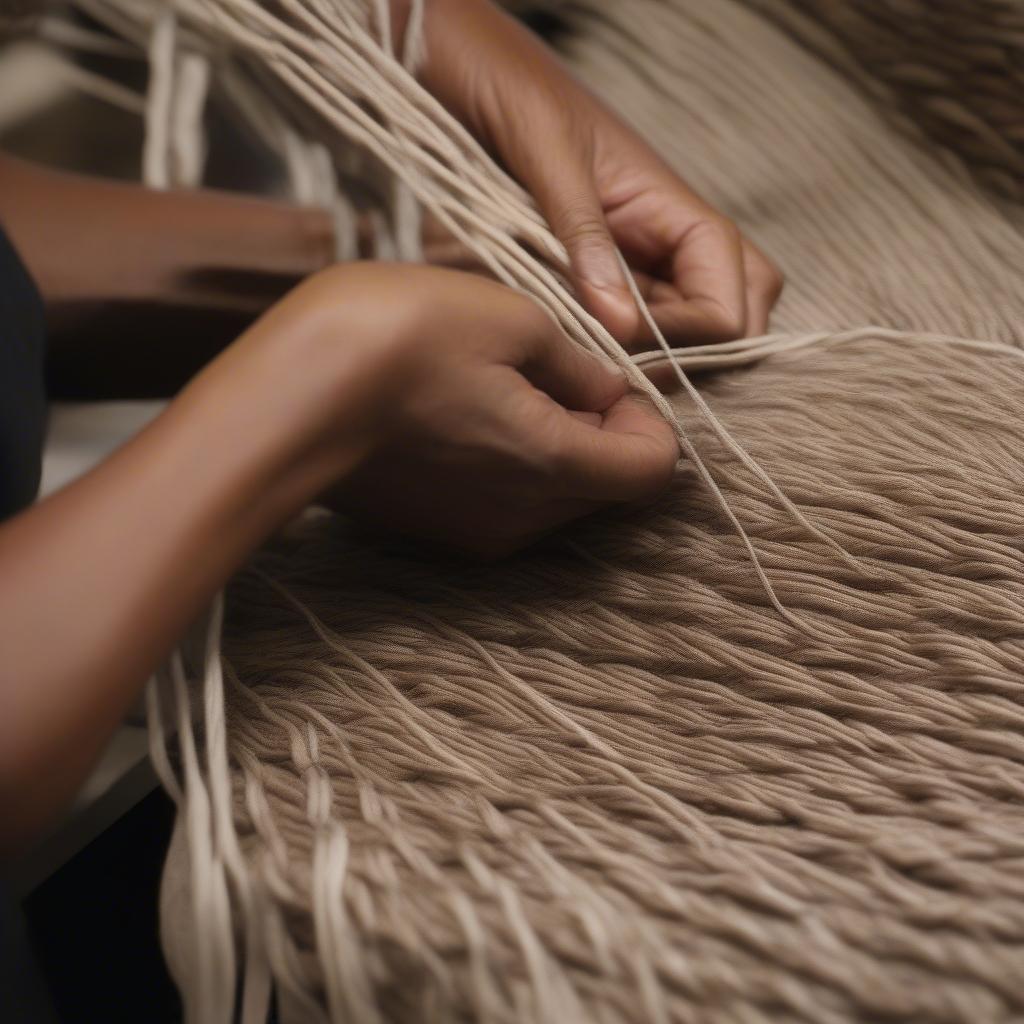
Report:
180,263,414,519
416,0,579,146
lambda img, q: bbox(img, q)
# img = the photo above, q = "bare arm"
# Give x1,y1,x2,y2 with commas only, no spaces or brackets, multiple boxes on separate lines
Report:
0,152,334,396
0,261,677,856
0,274,361,851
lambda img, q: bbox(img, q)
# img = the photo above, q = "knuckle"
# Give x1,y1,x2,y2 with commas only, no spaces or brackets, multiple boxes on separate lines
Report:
518,295,558,335
750,255,786,300
566,227,611,264
566,220,609,248
707,303,746,340
501,284,550,325
708,215,742,247
560,198,609,249
499,295,560,363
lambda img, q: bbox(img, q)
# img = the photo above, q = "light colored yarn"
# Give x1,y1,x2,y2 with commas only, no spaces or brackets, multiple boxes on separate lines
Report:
55,0,1024,1020
559,0,1024,344
71,0,856,625
162,329,1024,1023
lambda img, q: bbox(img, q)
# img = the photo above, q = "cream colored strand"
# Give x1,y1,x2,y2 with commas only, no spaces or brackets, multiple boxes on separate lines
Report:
295,0,547,231
143,7,175,189
84,0,861,628
179,0,551,253
37,49,147,113
176,0,843,613
120,1,1024,1019
88,5,947,1018
234,0,549,244
618,252,860,571
633,327,1024,373
39,14,144,56
171,50,210,186
169,640,236,1021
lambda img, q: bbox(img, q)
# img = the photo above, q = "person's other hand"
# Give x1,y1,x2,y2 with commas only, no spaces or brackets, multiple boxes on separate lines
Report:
283,263,678,556
411,0,784,349
0,259,674,848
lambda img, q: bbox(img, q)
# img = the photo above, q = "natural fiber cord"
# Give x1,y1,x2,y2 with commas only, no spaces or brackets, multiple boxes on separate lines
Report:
57,0,1024,1020
158,330,1024,1024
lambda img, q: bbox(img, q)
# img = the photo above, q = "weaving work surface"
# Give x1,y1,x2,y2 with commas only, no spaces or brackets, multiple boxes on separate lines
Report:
195,336,1024,1023
156,1,1024,1021
736,0,1024,204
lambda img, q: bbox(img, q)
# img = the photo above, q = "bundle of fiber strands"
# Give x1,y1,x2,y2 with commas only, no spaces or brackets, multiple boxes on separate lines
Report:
161,330,1024,1024
737,0,1024,204
61,0,1024,1020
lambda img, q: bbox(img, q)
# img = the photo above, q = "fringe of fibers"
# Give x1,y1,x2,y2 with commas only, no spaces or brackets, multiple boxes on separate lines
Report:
48,0,1024,1020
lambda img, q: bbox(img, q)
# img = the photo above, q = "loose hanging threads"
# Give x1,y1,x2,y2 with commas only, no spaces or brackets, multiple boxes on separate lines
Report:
74,0,853,620
58,2,1024,1022
58,4,896,1022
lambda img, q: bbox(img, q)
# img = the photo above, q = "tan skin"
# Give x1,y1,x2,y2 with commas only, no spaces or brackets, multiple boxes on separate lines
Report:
404,0,784,346
0,0,782,854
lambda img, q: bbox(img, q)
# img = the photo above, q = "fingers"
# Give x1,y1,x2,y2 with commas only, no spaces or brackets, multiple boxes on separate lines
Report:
670,216,748,341
549,394,679,503
741,240,785,337
633,224,784,346
512,307,677,503
517,306,630,413
525,145,641,343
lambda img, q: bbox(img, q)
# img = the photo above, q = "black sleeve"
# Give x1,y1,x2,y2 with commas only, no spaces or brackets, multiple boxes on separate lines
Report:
0,224,47,520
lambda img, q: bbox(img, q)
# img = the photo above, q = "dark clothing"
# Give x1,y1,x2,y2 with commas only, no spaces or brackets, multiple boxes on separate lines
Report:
0,226,56,1023
0,224,46,520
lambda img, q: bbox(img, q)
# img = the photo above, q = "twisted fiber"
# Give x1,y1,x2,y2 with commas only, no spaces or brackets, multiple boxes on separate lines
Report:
76,0,691,414
734,0,1024,204
159,334,1024,1023
70,2,841,1017
80,0,863,681
70,0,1024,1018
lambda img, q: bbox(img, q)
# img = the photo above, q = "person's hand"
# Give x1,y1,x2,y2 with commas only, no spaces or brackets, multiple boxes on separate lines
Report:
0,260,676,848
409,0,784,349
259,263,678,557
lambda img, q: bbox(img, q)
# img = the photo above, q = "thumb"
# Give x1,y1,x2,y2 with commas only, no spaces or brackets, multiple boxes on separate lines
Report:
530,155,640,343
554,394,679,503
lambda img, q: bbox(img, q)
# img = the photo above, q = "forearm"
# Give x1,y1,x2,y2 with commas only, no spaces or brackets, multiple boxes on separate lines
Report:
420,0,536,107
0,281,370,852
0,152,334,397
0,153,333,310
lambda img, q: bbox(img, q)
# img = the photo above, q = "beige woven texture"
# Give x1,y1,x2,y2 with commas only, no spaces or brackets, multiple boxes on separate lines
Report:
741,0,1024,204
155,1,1024,1021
